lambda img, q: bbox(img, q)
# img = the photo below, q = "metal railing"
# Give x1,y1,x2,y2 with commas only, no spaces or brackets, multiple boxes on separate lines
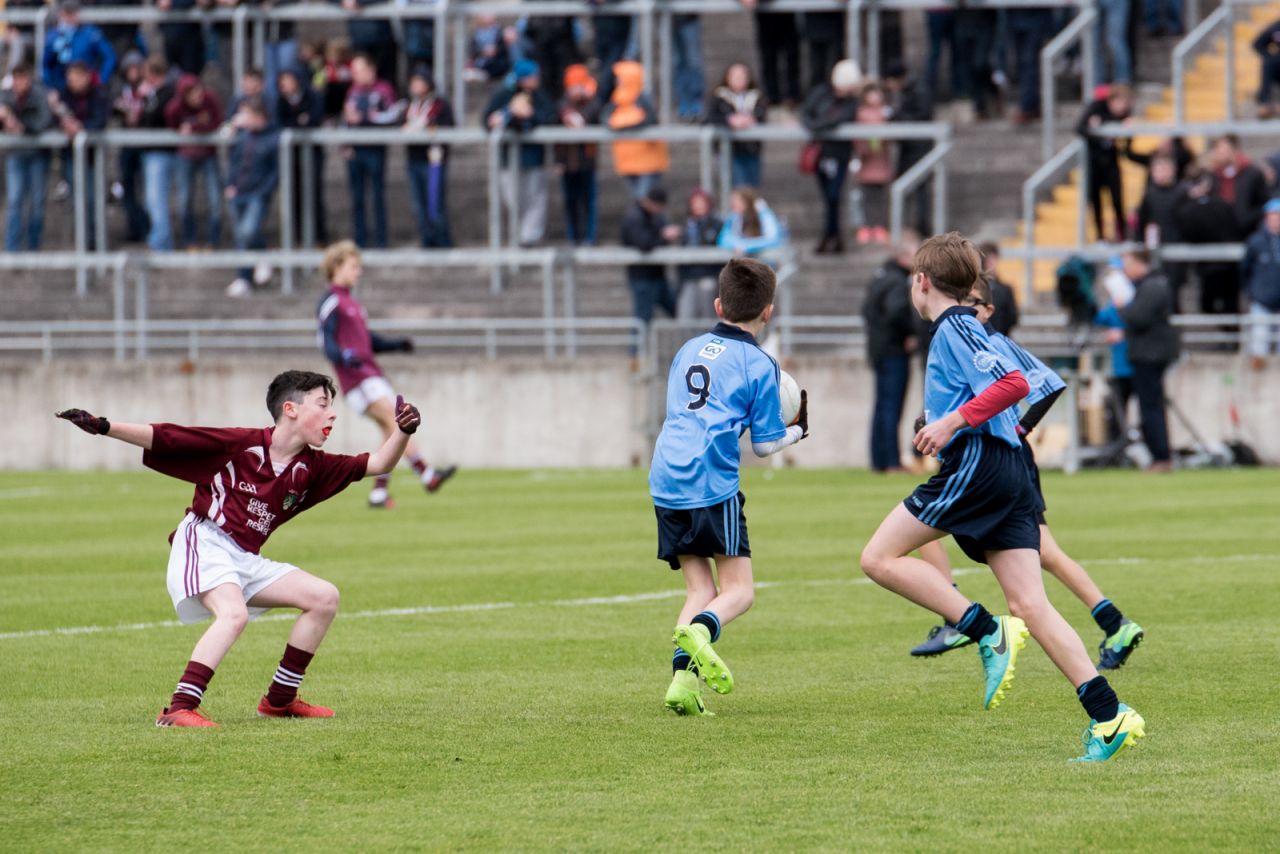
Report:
1021,137,1086,296
3,0,1096,131
1172,2,1233,126
1,123,951,294
1041,5,1097,161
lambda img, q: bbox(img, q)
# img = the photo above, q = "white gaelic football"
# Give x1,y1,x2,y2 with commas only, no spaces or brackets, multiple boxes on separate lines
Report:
779,370,802,426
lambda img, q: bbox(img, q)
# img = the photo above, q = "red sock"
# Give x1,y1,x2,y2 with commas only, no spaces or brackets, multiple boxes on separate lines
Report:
265,644,315,708
408,454,428,477
169,660,215,713
374,474,391,491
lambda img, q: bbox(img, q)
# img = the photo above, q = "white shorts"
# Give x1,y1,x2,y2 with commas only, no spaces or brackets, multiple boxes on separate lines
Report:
344,375,395,415
166,513,298,624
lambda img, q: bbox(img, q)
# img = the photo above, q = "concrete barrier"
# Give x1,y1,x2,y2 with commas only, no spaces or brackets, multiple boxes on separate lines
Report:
4,352,1276,470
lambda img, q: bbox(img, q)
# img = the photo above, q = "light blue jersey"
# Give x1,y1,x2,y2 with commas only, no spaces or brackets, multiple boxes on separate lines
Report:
650,323,788,509
924,307,1023,455
987,329,1067,406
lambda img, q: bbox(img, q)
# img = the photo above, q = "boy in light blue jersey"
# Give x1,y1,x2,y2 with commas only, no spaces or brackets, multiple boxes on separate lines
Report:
910,277,1145,670
860,233,1145,762
650,258,809,716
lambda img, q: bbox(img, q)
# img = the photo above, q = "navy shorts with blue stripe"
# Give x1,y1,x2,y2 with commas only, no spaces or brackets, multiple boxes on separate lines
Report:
654,492,750,570
903,433,1041,565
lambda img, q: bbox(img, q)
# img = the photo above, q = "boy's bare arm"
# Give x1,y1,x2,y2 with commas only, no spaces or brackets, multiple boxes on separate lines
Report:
56,409,155,450
365,395,420,476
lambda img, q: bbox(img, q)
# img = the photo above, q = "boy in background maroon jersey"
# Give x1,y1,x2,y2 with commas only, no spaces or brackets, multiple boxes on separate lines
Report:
56,370,421,728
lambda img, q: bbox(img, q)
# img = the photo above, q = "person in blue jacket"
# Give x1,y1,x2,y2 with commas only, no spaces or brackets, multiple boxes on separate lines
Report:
716,187,783,258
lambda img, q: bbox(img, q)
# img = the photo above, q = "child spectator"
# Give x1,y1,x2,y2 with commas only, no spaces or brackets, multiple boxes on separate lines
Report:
228,68,268,125
603,60,668,200
402,67,455,248
484,58,556,246
276,68,327,245
51,60,108,248
620,185,681,341
342,53,399,249
165,73,224,249
555,64,600,246
321,39,353,121
717,187,783,257
1077,84,1132,243
854,81,894,245
0,64,53,251
111,51,150,243
224,98,280,297
707,63,767,189
466,15,513,81
676,188,723,320
1240,198,1280,368
802,59,861,254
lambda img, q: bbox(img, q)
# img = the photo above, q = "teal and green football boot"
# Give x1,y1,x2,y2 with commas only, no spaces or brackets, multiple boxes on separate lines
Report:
977,616,1028,710
664,670,713,716
910,624,974,657
1097,619,1144,670
1072,704,1146,762
672,623,734,695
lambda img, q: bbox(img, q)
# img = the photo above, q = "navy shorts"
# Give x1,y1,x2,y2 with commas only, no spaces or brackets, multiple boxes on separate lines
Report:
1019,437,1048,525
903,433,1041,565
654,492,750,570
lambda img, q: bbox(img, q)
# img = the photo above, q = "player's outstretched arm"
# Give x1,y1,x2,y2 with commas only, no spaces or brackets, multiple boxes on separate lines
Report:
56,409,154,449
365,395,420,476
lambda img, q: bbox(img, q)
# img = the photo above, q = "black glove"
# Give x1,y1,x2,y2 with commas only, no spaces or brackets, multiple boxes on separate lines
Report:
397,337,415,354
795,390,809,439
56,408,110,435
913,412,927,434
394,394,421,435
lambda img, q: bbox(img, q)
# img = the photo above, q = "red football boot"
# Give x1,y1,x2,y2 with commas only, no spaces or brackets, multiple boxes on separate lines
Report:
155,707,219,728
257,696,334,718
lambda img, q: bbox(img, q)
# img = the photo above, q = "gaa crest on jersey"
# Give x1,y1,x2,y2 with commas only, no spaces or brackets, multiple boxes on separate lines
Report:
283,492,300,511
972,351,1000,373
697,339,727,360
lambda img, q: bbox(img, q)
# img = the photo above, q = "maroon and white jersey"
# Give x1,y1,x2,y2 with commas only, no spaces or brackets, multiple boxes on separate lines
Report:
317,285,383,394
143,424,369,554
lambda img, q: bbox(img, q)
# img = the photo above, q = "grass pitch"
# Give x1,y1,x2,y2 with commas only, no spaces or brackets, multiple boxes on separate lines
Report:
1,467,1277,851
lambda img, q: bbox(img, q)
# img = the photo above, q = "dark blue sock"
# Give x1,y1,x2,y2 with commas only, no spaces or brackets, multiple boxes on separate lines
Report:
954,603,998,643
1077,675,1120,722
1091,599,1125,637
692,611,721,642
672,649,693,673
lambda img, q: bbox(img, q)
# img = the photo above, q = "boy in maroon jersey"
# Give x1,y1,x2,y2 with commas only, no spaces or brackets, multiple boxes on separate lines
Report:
316,240,456,508
56,370,421,728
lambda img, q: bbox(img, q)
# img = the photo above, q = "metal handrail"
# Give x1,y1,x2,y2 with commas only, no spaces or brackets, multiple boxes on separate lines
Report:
1173,3,1231,126
889,139,950,244
1021,137,1086,299
1040,5,1097,162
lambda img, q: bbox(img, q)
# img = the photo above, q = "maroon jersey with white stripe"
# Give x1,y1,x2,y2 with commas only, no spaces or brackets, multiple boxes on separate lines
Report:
143,424,369,554
317,285,383,393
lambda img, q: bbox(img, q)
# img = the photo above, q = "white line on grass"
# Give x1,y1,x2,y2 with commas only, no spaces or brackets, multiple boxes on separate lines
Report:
1,555,1273,642
0,486,51,500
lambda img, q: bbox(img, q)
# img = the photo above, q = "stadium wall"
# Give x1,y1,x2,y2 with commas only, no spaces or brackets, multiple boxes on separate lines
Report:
5,355,1276,469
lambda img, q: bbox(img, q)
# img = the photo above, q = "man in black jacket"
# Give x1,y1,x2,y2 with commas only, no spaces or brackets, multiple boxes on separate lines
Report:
621,186,680,345
862,232,919,472
1119,249,1180,471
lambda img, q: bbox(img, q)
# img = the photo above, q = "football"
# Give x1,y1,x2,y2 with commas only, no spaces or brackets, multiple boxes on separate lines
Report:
779,370,802,426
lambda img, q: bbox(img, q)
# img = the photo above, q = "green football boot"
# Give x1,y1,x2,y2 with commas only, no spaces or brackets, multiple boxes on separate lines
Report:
977,615,1028,710
1071,704,1146,762
672,623,734,695
664,670,712,716
1097,619,1145,670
